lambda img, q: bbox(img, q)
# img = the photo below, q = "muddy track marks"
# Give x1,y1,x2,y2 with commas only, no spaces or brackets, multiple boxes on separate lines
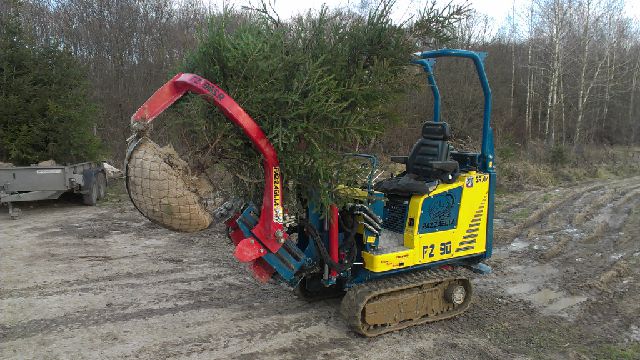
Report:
505,177,640,241
540,233,572,260
591,260,631,291
581,184,640,245
501,182,604,240
489,175,640,349
2,177,640,359
572,182,640,225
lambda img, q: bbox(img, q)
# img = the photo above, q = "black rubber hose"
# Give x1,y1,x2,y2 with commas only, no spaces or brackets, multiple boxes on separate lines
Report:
338,213,358,264
303,213,357,273
349,203,383,226
303,223,346,272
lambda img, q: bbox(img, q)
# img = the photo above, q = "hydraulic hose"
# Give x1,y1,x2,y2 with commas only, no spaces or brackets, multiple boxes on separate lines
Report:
303,211,358,273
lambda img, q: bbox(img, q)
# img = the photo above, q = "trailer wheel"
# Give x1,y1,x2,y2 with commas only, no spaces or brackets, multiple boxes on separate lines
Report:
96,172,107,200
83,182,98,206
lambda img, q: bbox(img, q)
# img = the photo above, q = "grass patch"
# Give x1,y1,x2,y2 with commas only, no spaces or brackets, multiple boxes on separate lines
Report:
592,343,640,360
484,319,583,359
512,208,532,219
100,178,128,204
540,193,552,202
496,144,640,192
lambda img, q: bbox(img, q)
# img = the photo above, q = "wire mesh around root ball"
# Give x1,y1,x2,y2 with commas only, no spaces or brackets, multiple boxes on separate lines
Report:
125,137,213,232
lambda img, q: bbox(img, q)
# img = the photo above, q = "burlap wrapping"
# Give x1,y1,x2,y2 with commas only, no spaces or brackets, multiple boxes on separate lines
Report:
126,137,213,232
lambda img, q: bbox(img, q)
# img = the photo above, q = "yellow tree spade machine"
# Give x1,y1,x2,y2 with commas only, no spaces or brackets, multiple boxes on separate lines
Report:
125,49,496,336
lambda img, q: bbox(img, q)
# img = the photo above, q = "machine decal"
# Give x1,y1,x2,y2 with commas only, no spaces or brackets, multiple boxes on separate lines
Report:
475,174,489,183
422,244,435,258
440,241,452,255
273,167,283,224
465,177,474,187
418,187,462,234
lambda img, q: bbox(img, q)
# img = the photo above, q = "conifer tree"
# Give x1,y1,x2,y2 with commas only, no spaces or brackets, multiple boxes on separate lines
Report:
0,2,101,165
164,2,467,213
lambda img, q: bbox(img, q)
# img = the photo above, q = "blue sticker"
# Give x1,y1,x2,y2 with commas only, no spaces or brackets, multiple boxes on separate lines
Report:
418,187,462,234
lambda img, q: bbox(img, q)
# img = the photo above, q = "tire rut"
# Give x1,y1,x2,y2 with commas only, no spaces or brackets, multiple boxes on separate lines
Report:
505,176,640,241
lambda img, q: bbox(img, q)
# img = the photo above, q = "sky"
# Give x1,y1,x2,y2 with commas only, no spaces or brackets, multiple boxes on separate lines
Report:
206,0,640,28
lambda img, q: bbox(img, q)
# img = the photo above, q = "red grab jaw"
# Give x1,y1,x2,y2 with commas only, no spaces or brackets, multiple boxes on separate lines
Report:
234,238,266,262
131,73,288,283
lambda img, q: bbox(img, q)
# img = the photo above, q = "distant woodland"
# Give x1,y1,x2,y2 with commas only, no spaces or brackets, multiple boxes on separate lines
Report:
2,0,639,165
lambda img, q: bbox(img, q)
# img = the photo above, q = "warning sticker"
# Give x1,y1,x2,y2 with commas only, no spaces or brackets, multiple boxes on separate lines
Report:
465,176,474,188
36,169,62,174
273,167,283,224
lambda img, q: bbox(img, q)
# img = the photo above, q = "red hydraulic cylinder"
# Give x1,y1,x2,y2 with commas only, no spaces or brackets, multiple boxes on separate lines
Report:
329,204,339,277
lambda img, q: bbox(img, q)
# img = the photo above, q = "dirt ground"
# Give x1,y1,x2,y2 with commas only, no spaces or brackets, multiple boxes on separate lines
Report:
1,177,639,359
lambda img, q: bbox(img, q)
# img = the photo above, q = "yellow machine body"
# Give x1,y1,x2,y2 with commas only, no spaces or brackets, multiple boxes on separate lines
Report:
361,171,490,272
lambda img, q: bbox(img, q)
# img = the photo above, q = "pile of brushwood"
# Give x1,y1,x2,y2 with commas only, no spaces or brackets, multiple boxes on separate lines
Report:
161,1,468,215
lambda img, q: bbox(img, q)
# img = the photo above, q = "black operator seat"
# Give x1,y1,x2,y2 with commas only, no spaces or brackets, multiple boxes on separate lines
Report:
375,121,460,196
405,121,459,182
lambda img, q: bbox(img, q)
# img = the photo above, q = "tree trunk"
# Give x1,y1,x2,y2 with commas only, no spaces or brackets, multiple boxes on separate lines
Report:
525,60,533,141
538,97,543,136
545,44,560,145
574,0,591,147
545,0,565,146
601,46,613,130
560,75,566,146
524,2,534,142
629,56,639,144
510,0,516,123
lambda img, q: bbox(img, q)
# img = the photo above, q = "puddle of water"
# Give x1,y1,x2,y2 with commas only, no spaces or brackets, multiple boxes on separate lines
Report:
546,295,588,312
506,282,536,295
528,288,588,314
531,288,562,304
610,253,624,260
143,239,164,246
510,238,529,251
508,263,558,277
492,247,509,258
630,325,640,341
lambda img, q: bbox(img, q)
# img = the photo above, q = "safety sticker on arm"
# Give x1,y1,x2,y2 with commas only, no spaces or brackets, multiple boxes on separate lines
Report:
273,167,283,224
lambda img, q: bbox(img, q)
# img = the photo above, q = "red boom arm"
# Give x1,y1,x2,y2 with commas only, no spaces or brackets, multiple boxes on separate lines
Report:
131,73,286,263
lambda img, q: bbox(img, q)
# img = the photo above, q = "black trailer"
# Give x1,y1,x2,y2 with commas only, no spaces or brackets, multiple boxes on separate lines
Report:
0,162,107,219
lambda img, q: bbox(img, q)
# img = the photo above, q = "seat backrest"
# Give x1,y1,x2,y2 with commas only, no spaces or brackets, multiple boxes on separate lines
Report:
406,122,451,178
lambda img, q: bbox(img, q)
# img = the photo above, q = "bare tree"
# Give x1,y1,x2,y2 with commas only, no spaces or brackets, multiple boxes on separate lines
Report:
11,0,640,158
509,0,517,123
629,51,640,144
573,0,607,146
539,0,571,144
599,1,620,129
524,1,535,141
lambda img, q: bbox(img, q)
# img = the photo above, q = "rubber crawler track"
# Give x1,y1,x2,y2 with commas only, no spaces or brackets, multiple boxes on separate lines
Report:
340,268,472,336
